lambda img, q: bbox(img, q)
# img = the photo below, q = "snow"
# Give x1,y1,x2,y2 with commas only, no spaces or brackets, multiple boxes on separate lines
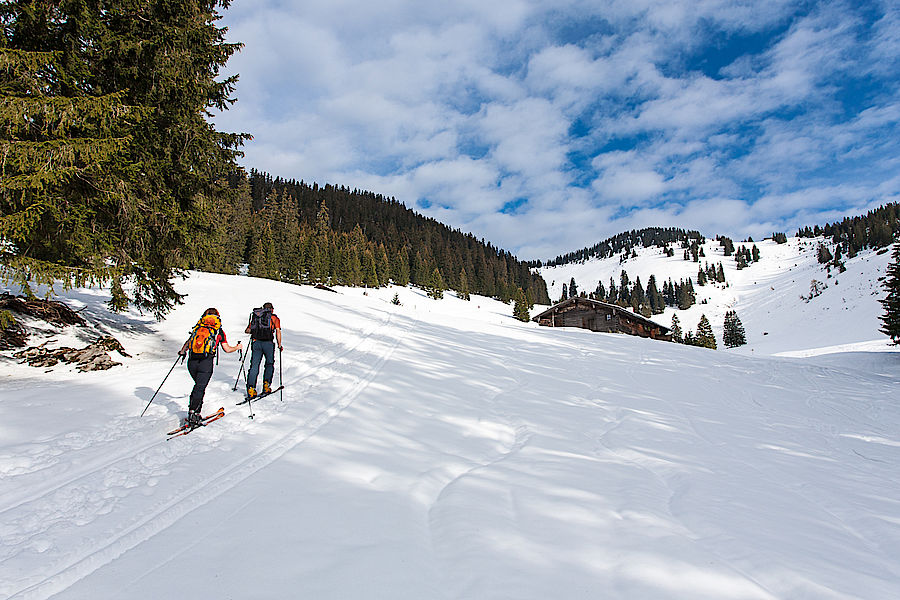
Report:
540,236,896,357
1,239,899,599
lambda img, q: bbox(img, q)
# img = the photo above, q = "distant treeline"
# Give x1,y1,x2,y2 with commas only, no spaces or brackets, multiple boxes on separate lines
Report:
530,227,706,268
199,170,550,305
797,202,900,255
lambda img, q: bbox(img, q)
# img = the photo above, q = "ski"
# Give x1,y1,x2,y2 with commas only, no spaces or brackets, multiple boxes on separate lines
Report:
235,385,284,405
166,407,225,438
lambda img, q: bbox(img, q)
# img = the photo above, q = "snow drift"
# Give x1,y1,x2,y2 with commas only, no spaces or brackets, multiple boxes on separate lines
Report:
0,243,898,599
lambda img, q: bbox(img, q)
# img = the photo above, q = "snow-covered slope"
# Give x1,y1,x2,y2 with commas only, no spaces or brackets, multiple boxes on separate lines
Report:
0,270,898,599
540,236,895,357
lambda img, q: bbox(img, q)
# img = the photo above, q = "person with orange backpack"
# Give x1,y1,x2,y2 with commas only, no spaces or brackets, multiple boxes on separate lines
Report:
179,308,242,426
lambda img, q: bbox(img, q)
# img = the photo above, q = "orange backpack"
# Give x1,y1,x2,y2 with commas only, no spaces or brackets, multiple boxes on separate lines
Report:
188,314,222,357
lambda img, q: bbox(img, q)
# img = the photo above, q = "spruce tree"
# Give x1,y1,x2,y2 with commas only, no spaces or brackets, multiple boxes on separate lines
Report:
395,251,410,287
0,1,247,318
428,267,444,299
695,314,717,349
458,268,471,301
670,313,683,343
880,242,900,344
362,249,379,288
676,281,693,310
723,310,747,348
376,245,390,286
0,17,149,301
646,275,664,314
248,218,277,279
513,288,530,322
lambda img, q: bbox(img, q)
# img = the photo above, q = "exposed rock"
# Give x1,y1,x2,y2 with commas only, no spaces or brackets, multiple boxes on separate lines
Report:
0,293,86,349
0,309,26,349
0,293,86,325
15,336,131,371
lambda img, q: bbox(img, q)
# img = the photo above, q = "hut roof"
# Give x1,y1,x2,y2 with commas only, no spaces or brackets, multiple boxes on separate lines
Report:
533,297,671,333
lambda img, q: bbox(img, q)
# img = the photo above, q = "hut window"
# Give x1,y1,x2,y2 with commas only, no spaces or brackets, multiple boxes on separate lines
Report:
605,314,612,321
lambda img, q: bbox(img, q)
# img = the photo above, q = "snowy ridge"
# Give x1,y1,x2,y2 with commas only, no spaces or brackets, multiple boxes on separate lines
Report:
539,236,895,356
0,268,899,599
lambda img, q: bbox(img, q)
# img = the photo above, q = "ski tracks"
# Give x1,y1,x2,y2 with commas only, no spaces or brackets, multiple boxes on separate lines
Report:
1,305,411,600
425,351,534,598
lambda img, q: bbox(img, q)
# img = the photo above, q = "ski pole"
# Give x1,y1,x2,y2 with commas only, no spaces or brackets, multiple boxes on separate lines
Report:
141,354,183,417
246,366,255,420
232,336,251,391
279,346,284,402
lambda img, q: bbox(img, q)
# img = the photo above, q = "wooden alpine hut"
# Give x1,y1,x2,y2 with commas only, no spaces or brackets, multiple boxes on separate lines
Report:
532,297,672,341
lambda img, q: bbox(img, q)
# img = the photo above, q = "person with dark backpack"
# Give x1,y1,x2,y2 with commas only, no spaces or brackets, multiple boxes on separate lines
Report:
245,302,282,399
179,308,242,426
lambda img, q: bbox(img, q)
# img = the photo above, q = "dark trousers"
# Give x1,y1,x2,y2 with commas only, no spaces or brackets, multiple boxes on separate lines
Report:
187,354,214,413
247,340,275,389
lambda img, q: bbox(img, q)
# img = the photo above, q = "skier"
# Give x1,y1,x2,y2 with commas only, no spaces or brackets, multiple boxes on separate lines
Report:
179,308,242,426
245,302,283,398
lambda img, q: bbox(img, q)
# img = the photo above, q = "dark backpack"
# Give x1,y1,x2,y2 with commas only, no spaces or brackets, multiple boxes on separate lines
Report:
249,306,274,341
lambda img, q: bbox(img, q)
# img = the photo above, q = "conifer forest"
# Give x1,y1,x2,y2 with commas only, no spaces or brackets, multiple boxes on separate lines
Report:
0,1,548,318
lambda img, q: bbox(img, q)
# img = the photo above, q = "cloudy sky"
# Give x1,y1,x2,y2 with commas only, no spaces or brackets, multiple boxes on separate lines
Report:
212,0,900,261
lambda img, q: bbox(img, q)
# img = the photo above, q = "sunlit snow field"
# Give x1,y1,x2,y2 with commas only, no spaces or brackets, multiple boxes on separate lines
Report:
1,238,898,599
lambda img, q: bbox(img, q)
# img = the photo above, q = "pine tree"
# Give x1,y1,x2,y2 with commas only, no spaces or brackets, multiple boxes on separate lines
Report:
0,27,148,301
631,276,645,313
394,250,410,287
458,268,471,300
720,237,735,256
695,314,717,349
376,245,390,286
880,242,900,344
722,310,747,348
569,277,578,298
670,313,683,343
646,275,664,314
513,288,530,322
248,217,277,279
362,249,379,288
428,267,444,299
676,281,693,310
0,1,247,318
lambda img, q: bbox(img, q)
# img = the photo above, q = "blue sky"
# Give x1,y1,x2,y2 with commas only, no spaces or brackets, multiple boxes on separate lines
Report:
212,0,900,261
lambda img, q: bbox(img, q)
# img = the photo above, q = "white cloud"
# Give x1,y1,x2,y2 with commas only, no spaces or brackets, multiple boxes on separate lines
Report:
214,1,900,261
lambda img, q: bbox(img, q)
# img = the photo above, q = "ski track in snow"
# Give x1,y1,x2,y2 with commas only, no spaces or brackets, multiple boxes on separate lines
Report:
0,300,396,510
2,242,899,599
426,367,533,599
1,303,413,600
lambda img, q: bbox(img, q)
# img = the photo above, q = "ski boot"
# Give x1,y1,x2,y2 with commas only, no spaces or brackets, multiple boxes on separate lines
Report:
187,410,203,428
